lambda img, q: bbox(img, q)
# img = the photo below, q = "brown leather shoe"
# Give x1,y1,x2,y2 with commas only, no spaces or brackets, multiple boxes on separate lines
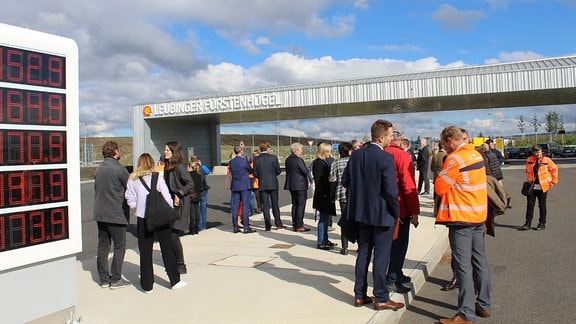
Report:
353,296,374,307
276,225,285,230
439,314,474,323
475,304,491,318
373,299,404,311
295,227,310,232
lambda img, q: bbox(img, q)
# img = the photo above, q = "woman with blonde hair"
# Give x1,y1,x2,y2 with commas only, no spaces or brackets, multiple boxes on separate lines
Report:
125,153,187,293
312,142,337,250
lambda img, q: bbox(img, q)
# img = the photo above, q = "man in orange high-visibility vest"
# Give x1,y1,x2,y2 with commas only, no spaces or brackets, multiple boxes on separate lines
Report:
435,126,491,324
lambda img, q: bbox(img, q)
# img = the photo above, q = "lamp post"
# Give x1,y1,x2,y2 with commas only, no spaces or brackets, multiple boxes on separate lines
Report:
84,123,87,166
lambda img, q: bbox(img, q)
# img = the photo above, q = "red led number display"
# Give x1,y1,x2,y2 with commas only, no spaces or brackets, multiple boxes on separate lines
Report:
0,88,66,126
0,169,67,208
0,45,65,89
0,207,68,252
0,130,66,165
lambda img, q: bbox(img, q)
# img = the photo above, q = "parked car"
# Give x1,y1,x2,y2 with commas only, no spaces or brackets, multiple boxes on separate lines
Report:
505,147,521,159
561,145,576,158
537,142,562,158
505,147,532,159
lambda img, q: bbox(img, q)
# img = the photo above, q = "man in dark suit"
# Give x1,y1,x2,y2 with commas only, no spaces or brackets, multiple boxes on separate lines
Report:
417,138,430,194
284,143,311,232
342,119,404,311
253,142,284,231
228,145,256,234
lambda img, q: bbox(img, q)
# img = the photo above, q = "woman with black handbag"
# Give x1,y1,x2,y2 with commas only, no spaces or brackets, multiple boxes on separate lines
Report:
164,141,195,274
126,153,187,293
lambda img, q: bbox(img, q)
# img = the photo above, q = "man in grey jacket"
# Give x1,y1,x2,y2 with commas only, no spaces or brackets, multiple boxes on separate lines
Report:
94,141,131,289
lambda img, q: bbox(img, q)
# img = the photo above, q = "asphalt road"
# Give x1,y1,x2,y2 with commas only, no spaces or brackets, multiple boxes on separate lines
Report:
78,174,301,261
399,164,576,323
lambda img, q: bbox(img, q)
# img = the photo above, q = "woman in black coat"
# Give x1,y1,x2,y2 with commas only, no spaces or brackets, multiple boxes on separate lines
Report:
312,142,337,250
164,141,195,274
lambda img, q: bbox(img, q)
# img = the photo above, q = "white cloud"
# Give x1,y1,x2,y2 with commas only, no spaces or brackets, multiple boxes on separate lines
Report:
432,4,486,31
484,51,545,64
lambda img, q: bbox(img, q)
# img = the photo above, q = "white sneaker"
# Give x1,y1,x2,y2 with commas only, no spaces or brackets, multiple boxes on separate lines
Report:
171,281,188,290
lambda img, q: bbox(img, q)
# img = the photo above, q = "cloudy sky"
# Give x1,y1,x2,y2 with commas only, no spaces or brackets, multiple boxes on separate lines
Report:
1,0,575,141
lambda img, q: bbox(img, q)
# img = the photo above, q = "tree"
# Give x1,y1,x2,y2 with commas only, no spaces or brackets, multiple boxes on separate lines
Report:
545,111,561,134
531,113,541,143
478,131,483,137
517,115,526,138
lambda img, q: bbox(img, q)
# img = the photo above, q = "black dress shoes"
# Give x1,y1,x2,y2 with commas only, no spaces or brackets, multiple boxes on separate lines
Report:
373,299,405,311
519,223,531,231
387,283,411,294
243,228,257,234
353,296,374,307
397,275,411,284
534,223,545,230
441,277,458,291
317,244,333,250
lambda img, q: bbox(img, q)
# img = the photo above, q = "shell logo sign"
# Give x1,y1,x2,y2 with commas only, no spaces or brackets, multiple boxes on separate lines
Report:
143,105,152,117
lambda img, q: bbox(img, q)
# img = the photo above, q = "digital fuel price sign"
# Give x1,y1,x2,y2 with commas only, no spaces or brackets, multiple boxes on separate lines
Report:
0,23,80,270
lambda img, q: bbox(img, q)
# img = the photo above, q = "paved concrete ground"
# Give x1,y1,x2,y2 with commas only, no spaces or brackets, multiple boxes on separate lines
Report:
32,193,448,324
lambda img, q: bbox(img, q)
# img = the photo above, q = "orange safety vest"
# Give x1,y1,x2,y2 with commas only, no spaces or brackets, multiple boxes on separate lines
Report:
249,161,259,189
435,143,488,225
525,155,558,193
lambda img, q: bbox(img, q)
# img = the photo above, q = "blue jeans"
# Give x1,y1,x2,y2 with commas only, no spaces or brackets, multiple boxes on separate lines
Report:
316,211,330,246
198,190,208,230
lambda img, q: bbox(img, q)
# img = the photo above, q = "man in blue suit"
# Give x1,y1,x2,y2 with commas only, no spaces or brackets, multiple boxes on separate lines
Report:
342,119,404,311
284,143,311,232
228,145,256,234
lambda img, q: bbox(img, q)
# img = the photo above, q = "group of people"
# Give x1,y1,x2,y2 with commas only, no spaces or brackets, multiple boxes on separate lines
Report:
94,126,559,320
94,140,212,294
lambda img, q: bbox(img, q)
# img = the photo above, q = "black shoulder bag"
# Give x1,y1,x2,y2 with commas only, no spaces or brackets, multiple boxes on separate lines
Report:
139,172,179,232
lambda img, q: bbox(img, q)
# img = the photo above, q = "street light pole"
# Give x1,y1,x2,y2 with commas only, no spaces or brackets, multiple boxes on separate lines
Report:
84,123,87,166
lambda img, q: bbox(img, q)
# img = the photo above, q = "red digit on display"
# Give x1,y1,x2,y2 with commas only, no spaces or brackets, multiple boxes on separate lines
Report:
7,131,24,165
50,208,66,240
0,173,4,207
0,217,5,251
28,132,43,164
27,53,43,86
8,213,25,249
48,94,64,125
26,91,43,124
0,47,3,82
7,172,25,206
6,49,24,83
0,89,3,122
49,170,65,201
28,211,45,244
28,171,44,204
48,56,63,88
49,132,64,163
7,90,24,123
0,132,3,165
